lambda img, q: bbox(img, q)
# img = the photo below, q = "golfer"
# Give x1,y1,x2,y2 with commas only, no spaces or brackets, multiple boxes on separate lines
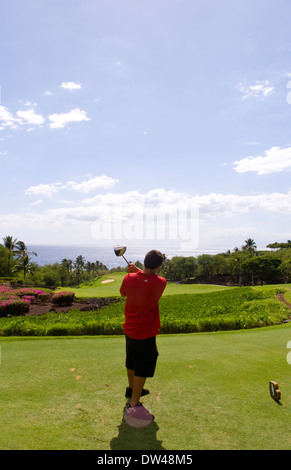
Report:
120,250,167,426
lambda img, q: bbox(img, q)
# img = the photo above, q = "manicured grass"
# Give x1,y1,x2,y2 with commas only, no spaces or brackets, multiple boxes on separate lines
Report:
58,273,231,298
284,289,291,304
0,324,291,450
65,272,125,298
163,282,230,295
255,283,291,290
60,276,291,299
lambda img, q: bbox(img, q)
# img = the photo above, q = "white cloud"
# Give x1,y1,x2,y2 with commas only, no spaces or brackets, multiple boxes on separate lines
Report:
0,105,21,129
29,199,43,206
0,106,16,122
23,101,37,107
238,80,274,99
51,188,291,222
16,109,45,126
67,175,119,193
25,175,117,198
192,191,291,216
48,108,90,129
0,105,44,130
233,146,291,174
3,187,291,248
0,104,90,131
60,81,82,91
25,183,64,198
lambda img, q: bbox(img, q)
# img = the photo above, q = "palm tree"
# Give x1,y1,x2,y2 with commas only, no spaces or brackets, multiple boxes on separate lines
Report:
60,258,74,286
241,238,257,257
14,241,37,258
74,255,86,285
2,235,18,275
13,241,37,280
13,254,37,280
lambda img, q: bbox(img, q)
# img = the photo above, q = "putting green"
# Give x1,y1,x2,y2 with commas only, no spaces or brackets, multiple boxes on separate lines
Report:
57,273,230,298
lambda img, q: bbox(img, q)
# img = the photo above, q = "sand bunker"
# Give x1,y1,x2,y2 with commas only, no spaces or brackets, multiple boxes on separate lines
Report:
101,279,115,284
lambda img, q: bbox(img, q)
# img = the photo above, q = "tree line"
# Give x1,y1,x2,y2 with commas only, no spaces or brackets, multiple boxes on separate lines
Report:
0,236,109,287
160,238,291,286
1,235,291,287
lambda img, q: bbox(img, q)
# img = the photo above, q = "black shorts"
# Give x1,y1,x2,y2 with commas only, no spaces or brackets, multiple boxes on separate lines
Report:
125,335,159,378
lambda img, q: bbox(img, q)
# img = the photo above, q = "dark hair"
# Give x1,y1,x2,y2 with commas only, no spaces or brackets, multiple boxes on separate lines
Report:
144,250,164,270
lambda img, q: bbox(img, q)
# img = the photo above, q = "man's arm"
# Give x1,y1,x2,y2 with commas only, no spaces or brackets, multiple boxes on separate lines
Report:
128,263,141,273
120,277,127,297
120,264,141,297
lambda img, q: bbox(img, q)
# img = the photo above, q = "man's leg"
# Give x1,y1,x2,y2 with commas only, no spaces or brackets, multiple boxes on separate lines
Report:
127,369,147,405
130,376,147,407
127,368,134,389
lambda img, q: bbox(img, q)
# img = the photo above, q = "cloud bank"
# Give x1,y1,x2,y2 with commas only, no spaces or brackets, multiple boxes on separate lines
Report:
233,146,291,174
25,175,119,198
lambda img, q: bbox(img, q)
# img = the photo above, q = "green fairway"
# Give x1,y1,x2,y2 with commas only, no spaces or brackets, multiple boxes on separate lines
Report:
58,273,230,298
1,323,291,450
63,272,125,297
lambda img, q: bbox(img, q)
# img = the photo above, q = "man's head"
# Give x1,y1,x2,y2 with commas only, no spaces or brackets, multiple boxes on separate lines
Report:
144,250,164,270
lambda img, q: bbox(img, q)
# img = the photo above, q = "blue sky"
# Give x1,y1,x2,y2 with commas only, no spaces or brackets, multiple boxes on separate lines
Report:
1,0,291,253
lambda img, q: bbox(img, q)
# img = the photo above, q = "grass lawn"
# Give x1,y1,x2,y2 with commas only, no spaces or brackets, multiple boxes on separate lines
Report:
58,272,231,298
1,323,291,450
284,288,291,304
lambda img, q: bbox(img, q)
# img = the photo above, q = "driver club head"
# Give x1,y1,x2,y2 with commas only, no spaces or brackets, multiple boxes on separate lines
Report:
114,245,129,265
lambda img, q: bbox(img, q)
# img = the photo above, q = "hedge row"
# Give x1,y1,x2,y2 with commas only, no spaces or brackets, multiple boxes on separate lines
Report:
0,285,75,317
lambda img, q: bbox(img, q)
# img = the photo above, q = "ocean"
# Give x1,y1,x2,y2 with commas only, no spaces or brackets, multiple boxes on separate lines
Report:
27,244,225,268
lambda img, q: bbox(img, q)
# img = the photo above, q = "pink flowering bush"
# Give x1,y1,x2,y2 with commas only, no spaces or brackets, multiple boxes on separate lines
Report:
0,286,11,295
22,295,35,304
36,292,52,303
0,284,75,316
16,288,44,297
0,298,30,317
0,285,50,317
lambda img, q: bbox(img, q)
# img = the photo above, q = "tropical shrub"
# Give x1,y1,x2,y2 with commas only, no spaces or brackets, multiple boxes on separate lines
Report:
0,298,30,317
51,291,75,306
22,295,35,304
0,285,52,317
158,288,289,332
37,292,52,303
16,288,44,297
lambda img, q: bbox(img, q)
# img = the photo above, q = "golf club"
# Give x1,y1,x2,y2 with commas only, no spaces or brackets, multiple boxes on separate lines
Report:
114,245,130,266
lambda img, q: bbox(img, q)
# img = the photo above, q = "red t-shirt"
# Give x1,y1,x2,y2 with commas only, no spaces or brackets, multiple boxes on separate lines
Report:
120,271,167,340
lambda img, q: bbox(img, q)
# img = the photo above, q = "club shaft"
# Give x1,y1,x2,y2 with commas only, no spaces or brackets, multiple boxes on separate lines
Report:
122,254,130,265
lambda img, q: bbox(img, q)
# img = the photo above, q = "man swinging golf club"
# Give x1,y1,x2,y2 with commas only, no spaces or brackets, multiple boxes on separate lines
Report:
118,248,167,428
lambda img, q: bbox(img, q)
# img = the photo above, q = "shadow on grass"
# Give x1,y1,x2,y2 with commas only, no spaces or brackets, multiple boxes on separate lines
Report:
110,405,165,450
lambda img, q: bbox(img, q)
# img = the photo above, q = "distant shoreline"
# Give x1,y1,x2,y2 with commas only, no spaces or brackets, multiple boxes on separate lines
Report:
26,244,228,268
